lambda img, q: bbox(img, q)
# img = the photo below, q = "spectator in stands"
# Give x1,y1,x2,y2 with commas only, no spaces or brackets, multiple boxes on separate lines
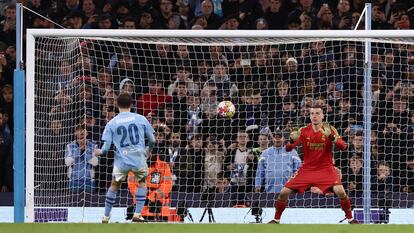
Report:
254,17,268,30
175,1,192,29
82,109,100,142
225,130,256,206
138,9,157,29
400,156,414,193
35,113,67,191
371,162,398,193
204,62,238,102
0,84,13,132
97,14,113,29
371,162,399,223
137,78,172,116
184,134,205,192
299,11,312,29
120,16,137,29
342,154,363,194
63,10,84,29
64,124,99,192
334,0,352,29
0,108,12,192
130,0,155,16
199,0,221,29
200,83,218,113
328,97,352,135
96,68,112,97
255,129,301,193
296,104,310,126
113,1,130,25
158,0,174,29
351,11,363,30
168,66,199,96
218,14,240,30
371,3,390,29
263,0,287,29
275,96,297,128
0,45,15,86
186,95,202,139
167,132,186,191
172,45,192,69
81,0,97,20
193,60,211,88
112,53,136,84
270,81,289,112
171,81,189,127
191,15,208,29
349,130,364,155
0,4,16,46
204,137,225,192
119,78,137,112
252,133,271,159
215,171,231,193
208,45,228,65
162,106,179,134
317,4,334,29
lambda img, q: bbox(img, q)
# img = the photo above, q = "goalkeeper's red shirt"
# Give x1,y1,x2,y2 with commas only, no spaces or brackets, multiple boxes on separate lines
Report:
286,124,347,170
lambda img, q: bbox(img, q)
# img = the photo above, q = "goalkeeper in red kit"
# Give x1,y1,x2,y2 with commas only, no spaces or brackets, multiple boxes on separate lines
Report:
268,104,359,224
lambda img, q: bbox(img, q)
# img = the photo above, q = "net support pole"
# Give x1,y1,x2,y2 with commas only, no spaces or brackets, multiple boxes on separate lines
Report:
363,3,372,224
14,2,25,223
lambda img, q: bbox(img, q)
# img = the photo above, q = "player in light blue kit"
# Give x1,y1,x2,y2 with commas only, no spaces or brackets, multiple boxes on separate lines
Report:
97,93,155,223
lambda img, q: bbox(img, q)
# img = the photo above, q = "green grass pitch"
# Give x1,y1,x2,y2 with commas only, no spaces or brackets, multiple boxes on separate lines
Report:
1,224,414,233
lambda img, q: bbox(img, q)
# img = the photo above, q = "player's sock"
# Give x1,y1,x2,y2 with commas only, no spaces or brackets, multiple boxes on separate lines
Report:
135,187,147,214
339,196,353,219
274,199,287,220
104,190,117,217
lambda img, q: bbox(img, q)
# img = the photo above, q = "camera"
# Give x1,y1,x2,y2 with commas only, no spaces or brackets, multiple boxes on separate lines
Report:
250,201,263,223
176,201,193,222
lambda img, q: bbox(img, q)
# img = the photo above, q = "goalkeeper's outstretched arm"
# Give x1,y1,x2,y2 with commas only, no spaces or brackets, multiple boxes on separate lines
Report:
286,128,302,152
322,123,348,151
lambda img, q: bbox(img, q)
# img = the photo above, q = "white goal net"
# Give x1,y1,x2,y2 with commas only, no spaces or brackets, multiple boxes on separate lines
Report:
26,30,414,223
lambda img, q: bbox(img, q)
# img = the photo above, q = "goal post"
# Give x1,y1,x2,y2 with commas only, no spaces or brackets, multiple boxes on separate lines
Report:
25,29,414,223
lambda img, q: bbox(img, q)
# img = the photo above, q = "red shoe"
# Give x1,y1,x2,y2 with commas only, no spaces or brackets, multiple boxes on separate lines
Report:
348,219,360,224
339,218,360,224
267,219,280,224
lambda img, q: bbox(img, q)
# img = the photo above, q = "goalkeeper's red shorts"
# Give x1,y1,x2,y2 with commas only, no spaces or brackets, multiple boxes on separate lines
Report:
284,166,342,194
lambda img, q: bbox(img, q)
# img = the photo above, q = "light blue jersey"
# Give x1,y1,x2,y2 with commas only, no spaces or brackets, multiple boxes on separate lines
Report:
102,112,155,171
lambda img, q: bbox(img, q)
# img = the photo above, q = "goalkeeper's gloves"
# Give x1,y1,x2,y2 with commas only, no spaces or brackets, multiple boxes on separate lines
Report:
289,128,300,144
322,122,340,143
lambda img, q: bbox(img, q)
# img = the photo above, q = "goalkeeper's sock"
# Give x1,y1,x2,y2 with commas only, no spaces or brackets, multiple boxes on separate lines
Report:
340,197,353,219
135,187,147,214
274,199,287,220
104,190,117,217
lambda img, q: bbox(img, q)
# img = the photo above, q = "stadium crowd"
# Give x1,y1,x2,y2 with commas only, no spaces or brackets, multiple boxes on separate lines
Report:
0,1,413,209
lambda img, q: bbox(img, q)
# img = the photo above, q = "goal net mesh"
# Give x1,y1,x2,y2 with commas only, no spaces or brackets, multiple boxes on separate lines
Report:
32,36,414,222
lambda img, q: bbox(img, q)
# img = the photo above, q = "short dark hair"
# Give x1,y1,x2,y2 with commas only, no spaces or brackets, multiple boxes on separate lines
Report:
117,92,132,108
355,131,364,137
176,80,187,87
122,16,136,25
75,124,86,131
310,103,325,112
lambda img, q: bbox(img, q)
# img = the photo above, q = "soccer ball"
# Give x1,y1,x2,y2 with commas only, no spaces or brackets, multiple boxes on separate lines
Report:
217,101,236,118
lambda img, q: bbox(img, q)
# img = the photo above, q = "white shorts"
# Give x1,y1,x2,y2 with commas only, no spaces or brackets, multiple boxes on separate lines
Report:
112,164,148,182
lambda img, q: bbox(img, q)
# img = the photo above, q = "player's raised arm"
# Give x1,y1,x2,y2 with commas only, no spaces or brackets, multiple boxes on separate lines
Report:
322,123,348,151
286,128,302,152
